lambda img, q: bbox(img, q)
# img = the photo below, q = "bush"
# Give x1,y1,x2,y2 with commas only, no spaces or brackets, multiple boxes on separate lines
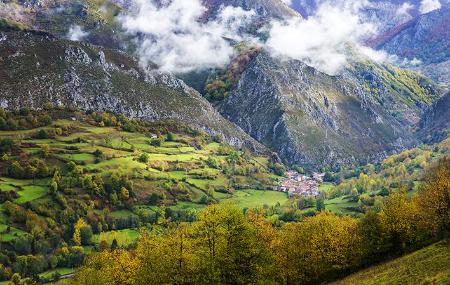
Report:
138,153,150,163
0,138,14,154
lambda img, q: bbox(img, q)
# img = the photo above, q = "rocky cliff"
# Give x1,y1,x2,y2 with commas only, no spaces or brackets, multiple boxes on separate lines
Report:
202,0,297,20
217,50,441,169
0,28,264,152
374,7,450,86
419,92,450,144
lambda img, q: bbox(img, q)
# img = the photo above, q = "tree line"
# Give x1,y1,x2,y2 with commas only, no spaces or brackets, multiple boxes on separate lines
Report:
71,158,450,285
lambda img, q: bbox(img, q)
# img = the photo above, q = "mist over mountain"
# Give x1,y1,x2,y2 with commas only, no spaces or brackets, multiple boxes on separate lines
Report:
0,0,448,170
0,1,450,284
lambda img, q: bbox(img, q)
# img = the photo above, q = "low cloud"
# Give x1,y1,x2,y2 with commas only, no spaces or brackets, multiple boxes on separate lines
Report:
120,0,255,73
419,0,441,13
68,25,89,41
119,0,404,76
265,1,378,75
396,2,414,16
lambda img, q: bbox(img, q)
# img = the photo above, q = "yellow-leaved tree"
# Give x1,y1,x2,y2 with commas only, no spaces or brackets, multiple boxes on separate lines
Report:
73,218,88,246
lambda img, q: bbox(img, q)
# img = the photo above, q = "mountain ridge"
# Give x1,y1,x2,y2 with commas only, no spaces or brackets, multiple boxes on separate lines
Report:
0,28,266,153
217,49,442,169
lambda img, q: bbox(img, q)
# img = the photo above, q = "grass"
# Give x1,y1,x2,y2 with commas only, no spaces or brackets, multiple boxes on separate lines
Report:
15,185,49,204
324,196,359,216
0,224,28,241
91,229,140,246
110,210,137,219
0,183,17,192
319,182,335,194
39,267,75,279
332,240,450,285
228,189,289,209
58,153,95,163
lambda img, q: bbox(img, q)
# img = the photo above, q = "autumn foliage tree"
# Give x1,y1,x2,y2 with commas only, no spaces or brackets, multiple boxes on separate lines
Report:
415,157,450,237
71,157,450,285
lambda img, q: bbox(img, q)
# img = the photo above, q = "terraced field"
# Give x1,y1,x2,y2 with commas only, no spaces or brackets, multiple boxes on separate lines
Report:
0,110,286,266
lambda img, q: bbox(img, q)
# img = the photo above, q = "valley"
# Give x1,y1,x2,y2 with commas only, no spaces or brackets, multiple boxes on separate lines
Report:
0,0,449,284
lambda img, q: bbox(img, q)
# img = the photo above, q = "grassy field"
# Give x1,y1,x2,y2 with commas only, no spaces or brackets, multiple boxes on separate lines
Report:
331,241,450,285
15,185,49,204
324,196,359,216
0,223,27,241
228,189,289,209
39,267,75,279
91,229,140,246
319,182,335,194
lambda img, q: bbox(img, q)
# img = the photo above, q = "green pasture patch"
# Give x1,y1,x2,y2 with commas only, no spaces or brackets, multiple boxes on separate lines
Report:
187,176,228,191
170,201,205,211
161,141,183,147
152,146,196,155
188,168,221,177
39,267,75,279
85,126,117,134
87,157,144,172
110,210,137,219
213,191,232,199
228,189,289,209
148,153,204,162
319,182,335,194
0,127,46,138
15,185,49,204
0,224,28,242
58,153,96,164
0,183,17,192
22,147,42,155
203,142,220,152
324,196,359,215
189,187,208,202
167,171,188,180
91,229,140,246
332,241,450,285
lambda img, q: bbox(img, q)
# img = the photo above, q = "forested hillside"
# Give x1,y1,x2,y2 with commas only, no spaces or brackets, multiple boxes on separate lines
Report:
67,157,449,284
0,107,282,283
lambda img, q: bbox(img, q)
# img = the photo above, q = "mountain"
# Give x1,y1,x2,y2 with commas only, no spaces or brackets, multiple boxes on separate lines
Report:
290,0,423,32
372,7,450,86
202,0,298,20
216,50,441,169
419,92,450,143
0,28,264,152
0,0,125,49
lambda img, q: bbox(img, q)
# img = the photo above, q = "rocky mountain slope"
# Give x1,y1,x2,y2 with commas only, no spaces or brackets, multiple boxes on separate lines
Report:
373,7,450,86
202,0,298,20
419,92,450,143
0,28,264,152
0,0,126,49
291,0,423,32
217,50,441,169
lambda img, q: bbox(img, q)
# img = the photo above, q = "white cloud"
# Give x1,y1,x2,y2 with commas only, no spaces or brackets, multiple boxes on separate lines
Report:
67,25,89,41
396,2,414,16
280,0,292,5
120,0,255,73
119,0,405,76
419,0,441,13
265,2,378,75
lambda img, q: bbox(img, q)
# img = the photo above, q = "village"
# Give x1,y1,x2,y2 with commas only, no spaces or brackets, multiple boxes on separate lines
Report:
277,170,324,197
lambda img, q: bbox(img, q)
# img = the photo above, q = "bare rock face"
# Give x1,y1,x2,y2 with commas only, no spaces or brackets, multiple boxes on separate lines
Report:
374,7,450,86
419,92,450,144
202,0,298,20
0,29,265,152
217,50,441,170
